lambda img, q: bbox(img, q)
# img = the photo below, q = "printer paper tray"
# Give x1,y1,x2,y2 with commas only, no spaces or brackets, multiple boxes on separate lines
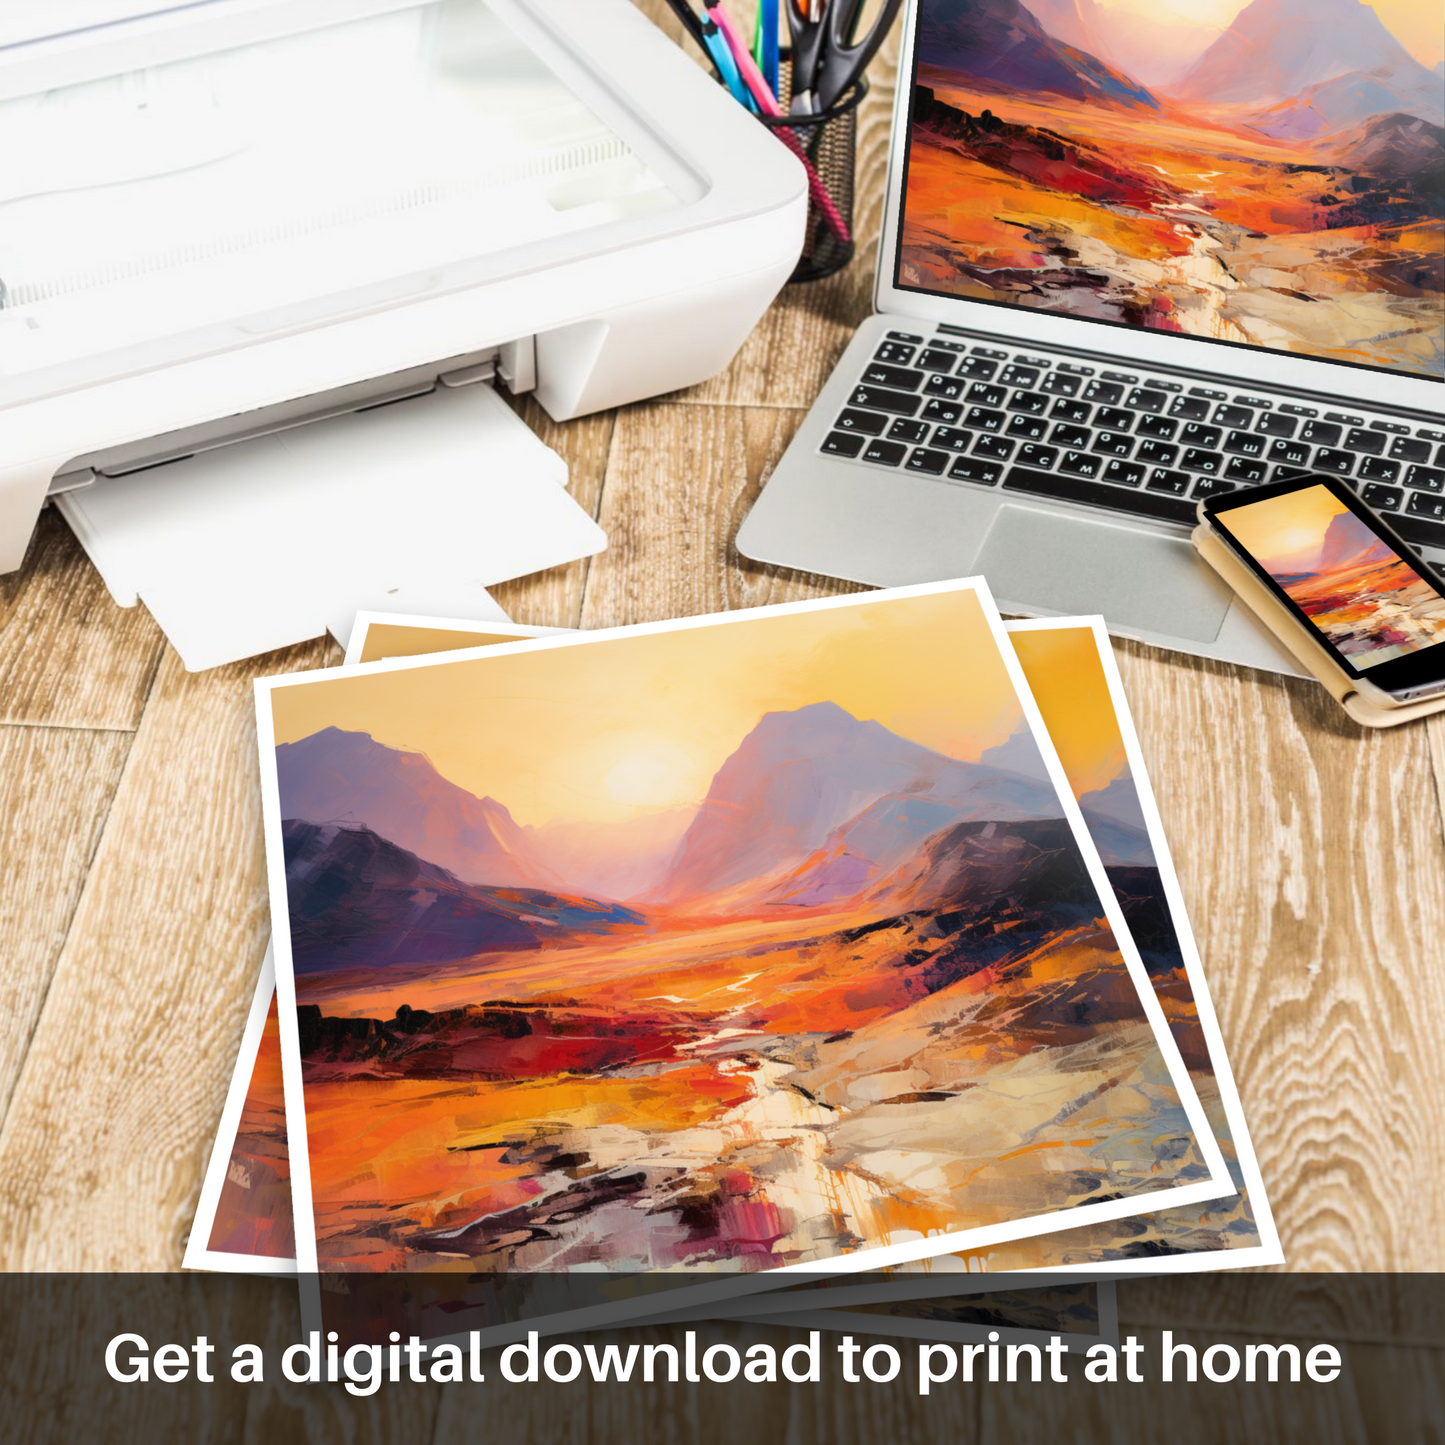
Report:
56,383,605,671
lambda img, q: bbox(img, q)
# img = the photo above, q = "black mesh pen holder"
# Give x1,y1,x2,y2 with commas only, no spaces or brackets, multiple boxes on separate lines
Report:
759,63,867,284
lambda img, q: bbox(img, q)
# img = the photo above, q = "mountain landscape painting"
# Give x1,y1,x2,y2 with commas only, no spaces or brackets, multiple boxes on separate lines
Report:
1223,482,1445,665
901,0,1444,377
260,587,1222,1279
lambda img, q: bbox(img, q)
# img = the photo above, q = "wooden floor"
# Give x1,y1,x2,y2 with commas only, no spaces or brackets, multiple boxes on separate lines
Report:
0,6,1441,1440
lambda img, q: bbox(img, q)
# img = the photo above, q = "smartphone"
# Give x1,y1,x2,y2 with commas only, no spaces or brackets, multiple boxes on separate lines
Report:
1200,473,1445,706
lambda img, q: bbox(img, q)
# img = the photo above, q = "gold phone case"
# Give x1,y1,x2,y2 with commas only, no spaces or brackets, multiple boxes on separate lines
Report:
1192,523,1445,729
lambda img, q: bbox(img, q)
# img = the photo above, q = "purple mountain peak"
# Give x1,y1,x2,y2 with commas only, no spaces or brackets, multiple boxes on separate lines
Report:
275,726,560,891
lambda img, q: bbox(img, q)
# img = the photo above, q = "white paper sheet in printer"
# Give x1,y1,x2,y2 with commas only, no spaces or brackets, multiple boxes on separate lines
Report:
0,0,806,665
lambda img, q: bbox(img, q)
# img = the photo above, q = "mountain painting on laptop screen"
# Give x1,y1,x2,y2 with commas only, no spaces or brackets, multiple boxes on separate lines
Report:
900,0,1444,379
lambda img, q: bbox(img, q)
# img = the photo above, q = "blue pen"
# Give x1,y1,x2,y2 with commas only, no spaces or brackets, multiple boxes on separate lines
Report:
700,14,756,111
758,0,780,98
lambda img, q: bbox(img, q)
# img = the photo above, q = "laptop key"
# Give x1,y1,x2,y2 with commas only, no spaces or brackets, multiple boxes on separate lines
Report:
923,374,966,400
967,383,1008,407
1389,436,1432,464
1061,451,1103,478
1358,456,1400,483
1008,390,1051,415
835,408,890,436
886,330,924,343
1095,406,1134,432
916,348,959,373
1042,372,1082,397
1215,404,1254,429
850,385,922,417
887,418,932,444
1136,440,1179,467
1407,491,1445,521
1083,380,1124,405
1300,420,1341,447
1225,457,1268,483
906,448,951,476
1257,413,1298,438
965,407,1006,432
1182,448,1224,474
1361,483,1403,511
1093,432,1134,458
1016,444,1059,470
1192,477,1236,499
1051,424,1092,450
1147,469,1191,495
948,457,1004,486
821,431,865,458
1344,428,1385,456
1224,431,1266,458
873,342,917,365
1050,398,1092,424
1407,465,1445,493
999,364,1040,389
1126,388,1167,413
930,427,975,452
1104,459,1146,487
1169,396,1212,421
1007,415,1049,441
957,356,1000,380
1180,423,1222,449
1004,466,1197,524
1136,414,1178,440
1314,448,1354,476
861,438,908,467
953,358,999,381
974,435,1016,461
1269,438,1312,468
863,363,925,390
922,398,963,424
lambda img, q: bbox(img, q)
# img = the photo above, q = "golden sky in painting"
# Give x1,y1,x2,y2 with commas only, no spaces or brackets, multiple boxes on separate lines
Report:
1094,0,1442,67
1217,483,1348,574
270,591,1027,827
1008,627,1128,799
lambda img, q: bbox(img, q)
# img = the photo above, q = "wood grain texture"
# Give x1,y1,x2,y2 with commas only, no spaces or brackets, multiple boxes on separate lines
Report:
1109,638,1445,1272
0,640,336,1270
0,510,164,730
580,402,864,630
0,726,133,1122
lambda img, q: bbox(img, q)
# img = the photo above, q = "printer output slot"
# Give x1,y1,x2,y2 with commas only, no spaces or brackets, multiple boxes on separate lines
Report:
46,338,540,497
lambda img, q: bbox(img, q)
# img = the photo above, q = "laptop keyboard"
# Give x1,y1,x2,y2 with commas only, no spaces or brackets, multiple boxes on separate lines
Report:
821,330,1445,554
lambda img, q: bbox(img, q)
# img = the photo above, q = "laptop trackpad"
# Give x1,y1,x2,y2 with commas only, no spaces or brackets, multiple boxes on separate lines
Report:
976,505,1233,643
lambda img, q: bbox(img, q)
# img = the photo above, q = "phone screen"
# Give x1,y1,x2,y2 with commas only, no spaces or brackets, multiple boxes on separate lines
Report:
1211,482,1445,674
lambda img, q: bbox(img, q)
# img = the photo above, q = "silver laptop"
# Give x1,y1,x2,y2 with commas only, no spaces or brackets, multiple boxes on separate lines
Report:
738,0,1445,673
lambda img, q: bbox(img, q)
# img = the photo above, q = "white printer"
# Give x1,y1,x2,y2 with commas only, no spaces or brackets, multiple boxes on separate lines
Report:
0,0,806,663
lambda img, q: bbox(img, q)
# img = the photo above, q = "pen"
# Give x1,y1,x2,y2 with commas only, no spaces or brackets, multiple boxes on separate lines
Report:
662,0,707,51
753,0,780,99
699,12,757,110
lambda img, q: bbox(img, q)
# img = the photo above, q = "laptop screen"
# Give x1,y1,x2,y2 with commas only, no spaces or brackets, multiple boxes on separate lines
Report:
893,0,1444,382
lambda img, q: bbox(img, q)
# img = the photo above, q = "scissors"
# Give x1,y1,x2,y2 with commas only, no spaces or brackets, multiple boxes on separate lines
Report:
785,0,903,113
